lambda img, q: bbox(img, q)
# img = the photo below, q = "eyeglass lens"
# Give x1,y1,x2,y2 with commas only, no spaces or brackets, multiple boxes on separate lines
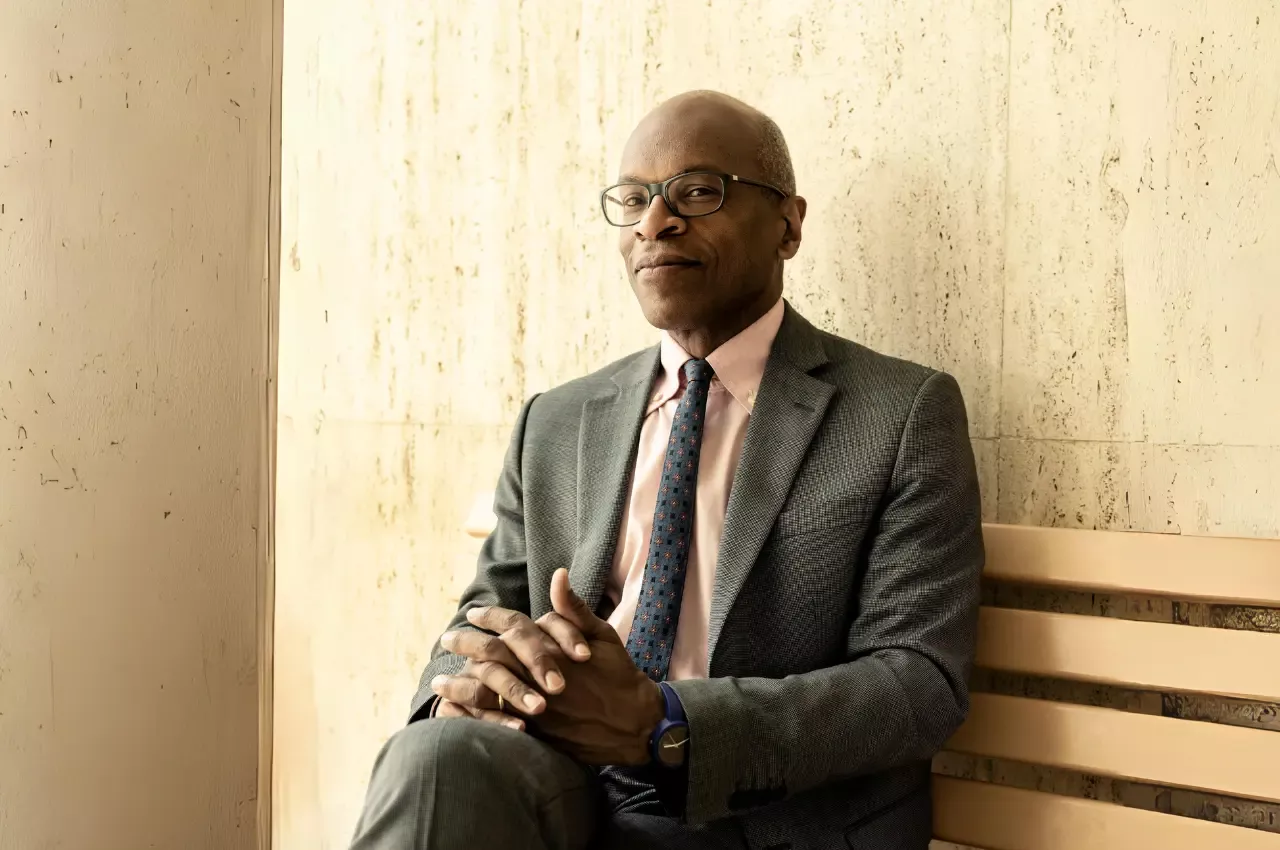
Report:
602,173,726,226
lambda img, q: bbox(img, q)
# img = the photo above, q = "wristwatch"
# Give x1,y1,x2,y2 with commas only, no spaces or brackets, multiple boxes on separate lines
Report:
649,682,690,769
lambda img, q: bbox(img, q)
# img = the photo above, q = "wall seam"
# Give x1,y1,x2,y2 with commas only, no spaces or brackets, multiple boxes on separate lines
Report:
994,0,1015,523
258,0,285,841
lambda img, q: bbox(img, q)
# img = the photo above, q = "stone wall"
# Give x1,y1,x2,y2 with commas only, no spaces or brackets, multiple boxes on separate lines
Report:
274,1,1279,844
1,0,274,845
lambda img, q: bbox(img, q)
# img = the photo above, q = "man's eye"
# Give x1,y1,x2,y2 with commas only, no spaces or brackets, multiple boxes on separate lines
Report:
680,185,722,202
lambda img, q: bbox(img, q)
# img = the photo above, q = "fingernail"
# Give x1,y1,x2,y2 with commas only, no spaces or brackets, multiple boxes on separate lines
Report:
440,631,456,645
575,643,590,658
504,718,524,730
523,693,544,711
430,675,447,690
467,607,488,617
545,671,564,691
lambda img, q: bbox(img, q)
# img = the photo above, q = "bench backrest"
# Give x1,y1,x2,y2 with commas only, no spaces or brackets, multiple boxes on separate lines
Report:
936,524,1280,849
462,495,1280,848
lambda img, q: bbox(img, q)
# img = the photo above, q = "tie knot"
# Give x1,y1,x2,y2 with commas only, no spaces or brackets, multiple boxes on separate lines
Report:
682,359,714,385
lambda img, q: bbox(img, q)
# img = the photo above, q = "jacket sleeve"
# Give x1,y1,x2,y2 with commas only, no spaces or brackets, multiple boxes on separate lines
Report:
407,394,540,722
668,371,985,823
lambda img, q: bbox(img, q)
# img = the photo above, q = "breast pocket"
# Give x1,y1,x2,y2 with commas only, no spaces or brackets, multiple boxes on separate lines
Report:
771,494,877,540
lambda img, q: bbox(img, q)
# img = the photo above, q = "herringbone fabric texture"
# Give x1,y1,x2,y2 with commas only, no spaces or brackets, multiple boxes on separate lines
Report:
626,358,713,682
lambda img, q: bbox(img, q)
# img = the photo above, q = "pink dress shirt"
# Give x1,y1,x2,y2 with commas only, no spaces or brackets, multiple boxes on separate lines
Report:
603,298,786,681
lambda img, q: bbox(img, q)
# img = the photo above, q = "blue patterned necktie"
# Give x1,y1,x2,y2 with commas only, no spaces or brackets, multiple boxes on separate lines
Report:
626,358,715,682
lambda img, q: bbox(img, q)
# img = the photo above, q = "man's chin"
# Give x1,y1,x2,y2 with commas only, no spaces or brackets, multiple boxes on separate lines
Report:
633,296,706,333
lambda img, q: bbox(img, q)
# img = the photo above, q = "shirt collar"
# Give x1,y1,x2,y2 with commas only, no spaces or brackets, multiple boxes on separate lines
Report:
648,297,785,414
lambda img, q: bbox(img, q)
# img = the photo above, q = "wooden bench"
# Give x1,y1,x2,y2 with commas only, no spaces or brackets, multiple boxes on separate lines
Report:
463,493,1280,848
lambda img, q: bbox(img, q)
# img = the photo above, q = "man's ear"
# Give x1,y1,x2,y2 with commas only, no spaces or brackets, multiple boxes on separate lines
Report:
779,196,807,260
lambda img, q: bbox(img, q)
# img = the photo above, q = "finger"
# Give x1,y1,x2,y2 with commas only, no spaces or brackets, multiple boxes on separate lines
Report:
500,625,570,694
536,611,592,661
441,629,528,676
550,568,620,644
471,660,547,714
437,698,525,730
435,699,469,719
463,609,568,695
430,673,498,710
472,709,525,731
466,605,533,635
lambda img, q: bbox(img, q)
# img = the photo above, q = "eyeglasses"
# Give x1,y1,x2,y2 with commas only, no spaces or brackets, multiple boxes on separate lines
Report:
600,170,787,227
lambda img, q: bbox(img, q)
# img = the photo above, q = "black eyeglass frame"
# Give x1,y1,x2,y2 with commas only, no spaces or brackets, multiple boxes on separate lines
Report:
599,170,788,227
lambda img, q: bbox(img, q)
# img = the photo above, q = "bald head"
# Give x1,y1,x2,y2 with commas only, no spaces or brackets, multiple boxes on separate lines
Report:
626,91,796,196
613,90,807,357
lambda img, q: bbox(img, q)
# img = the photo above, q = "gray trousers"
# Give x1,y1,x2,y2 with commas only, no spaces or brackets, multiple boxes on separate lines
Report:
349,717,749,850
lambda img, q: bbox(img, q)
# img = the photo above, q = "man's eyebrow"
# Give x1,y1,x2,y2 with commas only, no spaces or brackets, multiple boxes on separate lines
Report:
616,165,725,183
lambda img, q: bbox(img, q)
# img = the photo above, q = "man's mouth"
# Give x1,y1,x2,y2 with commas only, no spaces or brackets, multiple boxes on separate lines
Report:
636,258,701,273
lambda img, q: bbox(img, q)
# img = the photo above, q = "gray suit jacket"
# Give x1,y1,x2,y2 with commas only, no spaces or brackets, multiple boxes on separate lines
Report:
413,302,985,849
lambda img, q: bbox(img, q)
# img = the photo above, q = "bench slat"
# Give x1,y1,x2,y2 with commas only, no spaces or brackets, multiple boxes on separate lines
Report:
933,776,1280,850
976,606,1280,702
984,523,1280,607
467,505,1280,608
946,693,1280,803
463,492,497,539
466,501,1280,609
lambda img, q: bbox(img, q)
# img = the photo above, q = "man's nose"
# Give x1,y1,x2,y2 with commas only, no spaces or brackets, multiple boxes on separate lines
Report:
632,195,686,240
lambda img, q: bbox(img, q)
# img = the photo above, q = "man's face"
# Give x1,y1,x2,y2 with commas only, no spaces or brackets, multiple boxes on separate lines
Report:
615,107,792,334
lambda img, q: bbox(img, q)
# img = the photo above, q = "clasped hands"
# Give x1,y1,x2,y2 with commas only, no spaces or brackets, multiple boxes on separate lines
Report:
430,568,663,766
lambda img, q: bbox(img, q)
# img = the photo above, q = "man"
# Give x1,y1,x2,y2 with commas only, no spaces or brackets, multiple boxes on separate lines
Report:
350,90,984,850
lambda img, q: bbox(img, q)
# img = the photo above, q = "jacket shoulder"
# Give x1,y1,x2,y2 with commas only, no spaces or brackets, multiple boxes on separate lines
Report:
813,326,945,397
526,346,657,413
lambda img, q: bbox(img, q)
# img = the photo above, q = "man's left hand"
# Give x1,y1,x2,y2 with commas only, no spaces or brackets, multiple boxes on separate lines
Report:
464,569,664,766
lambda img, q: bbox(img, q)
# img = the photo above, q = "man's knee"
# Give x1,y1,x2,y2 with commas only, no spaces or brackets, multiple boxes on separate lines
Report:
373,717,527,789
357,718,597,850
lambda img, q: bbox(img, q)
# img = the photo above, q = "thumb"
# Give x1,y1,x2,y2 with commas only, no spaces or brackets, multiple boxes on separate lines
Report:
550,568,619,644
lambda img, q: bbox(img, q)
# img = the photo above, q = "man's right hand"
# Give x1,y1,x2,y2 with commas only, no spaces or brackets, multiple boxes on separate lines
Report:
430,606,593,730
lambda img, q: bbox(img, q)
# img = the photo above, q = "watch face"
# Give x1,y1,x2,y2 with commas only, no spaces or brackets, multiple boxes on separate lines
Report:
657,726,690,768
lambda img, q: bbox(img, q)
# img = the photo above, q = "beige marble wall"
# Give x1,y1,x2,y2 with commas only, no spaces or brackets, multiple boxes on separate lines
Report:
275,0,1279,845
940,4,1280,841
999,0,1280,538
1,0,274,846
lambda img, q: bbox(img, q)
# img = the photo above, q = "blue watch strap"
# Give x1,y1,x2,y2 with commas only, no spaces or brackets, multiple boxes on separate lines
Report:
657,682,686,722
650,682,690,767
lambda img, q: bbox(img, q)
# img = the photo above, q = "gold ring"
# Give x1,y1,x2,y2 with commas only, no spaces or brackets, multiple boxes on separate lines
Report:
497,695,506,712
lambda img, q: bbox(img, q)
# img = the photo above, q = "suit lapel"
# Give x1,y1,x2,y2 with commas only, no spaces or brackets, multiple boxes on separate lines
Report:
570,348,661,610
707,305,835,663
